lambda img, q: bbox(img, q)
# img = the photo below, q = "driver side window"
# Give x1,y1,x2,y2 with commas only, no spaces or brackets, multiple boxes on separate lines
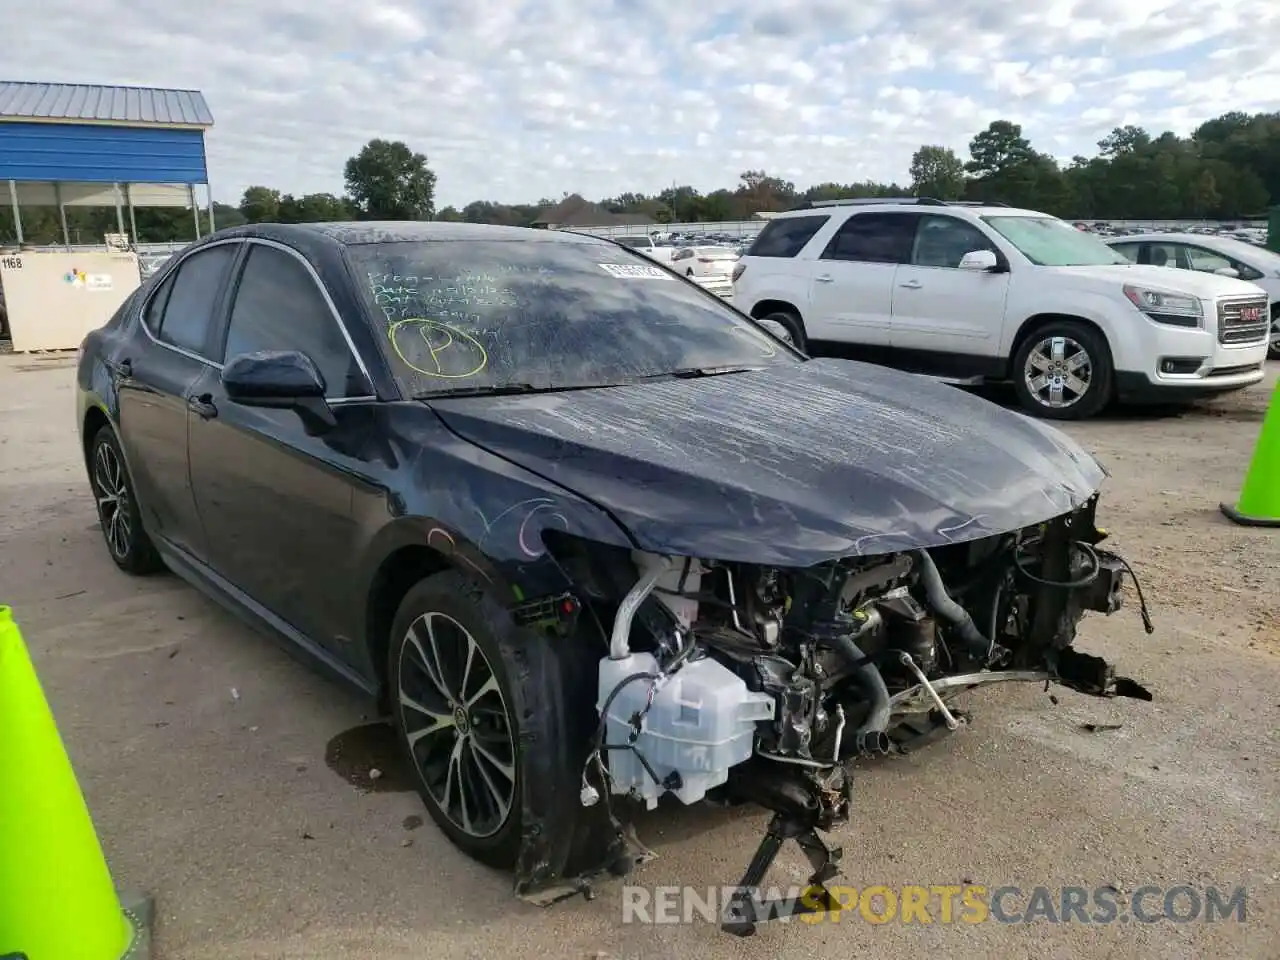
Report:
220,244,370,399
1183,245,1232,273
911,215,996,268
1183,245,1262,281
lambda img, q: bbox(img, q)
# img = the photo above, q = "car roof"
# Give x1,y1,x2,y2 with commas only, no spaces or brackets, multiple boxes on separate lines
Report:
1103,232,1265,250
205,221,612,248
766,202,1044,220
1105,232,1209,243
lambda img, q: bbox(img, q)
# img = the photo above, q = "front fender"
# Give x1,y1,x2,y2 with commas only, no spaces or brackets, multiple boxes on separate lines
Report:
1003,292,1142,368
350,410,635,658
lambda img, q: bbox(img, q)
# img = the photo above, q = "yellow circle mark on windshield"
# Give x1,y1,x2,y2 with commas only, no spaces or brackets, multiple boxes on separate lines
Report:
388,318,488,379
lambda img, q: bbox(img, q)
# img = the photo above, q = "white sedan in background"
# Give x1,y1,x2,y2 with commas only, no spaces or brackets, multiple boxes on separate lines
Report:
671,245,739,279
1105,232,1280,358
670,245,740,298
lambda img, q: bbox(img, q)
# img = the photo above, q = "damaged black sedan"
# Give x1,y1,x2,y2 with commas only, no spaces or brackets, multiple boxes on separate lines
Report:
75,222,1152,935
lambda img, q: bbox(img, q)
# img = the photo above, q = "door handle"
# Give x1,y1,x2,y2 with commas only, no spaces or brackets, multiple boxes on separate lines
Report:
815,274,834,283
898,280,922,289
187,393,218,419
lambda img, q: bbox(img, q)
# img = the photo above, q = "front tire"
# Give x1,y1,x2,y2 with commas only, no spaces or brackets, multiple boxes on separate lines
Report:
88,424,163,575
1011,321,1113,420
1268,305,1279,361
388,570,589,872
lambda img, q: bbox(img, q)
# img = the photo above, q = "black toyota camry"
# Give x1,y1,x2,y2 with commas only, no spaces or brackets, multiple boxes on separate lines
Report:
76,221,1151,929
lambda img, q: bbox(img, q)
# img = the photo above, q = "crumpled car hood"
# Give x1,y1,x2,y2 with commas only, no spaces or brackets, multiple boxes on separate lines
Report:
429,358,1106,566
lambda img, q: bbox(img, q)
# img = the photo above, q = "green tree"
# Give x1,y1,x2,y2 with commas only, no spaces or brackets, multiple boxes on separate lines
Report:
734,170,797,216
1187,169,1222,217
909,145,966,199
239,186,282,222
278,193,352,223
343,139,437,220
963,121,1069,212
966,120,1036,178
1097,125,1151,158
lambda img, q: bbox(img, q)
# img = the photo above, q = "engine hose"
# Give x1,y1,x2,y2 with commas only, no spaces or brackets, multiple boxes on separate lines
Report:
912,549,994,660
828,629,893,757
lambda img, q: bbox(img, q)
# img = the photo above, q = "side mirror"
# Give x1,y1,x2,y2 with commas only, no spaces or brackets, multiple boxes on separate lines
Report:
221,350,336,434
958,249,1000,272
1213,266,1240,278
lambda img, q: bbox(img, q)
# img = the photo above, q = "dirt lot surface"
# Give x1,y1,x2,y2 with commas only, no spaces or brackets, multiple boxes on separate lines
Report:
2,354,1278,960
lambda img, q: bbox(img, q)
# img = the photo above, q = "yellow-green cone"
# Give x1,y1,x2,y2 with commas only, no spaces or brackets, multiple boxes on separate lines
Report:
0,605,135,960
1221,377,1280,527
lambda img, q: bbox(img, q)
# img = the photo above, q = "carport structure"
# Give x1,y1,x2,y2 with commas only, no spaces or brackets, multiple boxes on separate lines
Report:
0,80,215,247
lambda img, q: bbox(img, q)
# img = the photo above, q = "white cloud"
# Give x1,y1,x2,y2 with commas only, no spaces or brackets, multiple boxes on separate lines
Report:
4,0,1279,207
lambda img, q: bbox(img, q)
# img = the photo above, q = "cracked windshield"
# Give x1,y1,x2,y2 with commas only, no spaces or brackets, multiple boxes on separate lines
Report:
346,239,796,396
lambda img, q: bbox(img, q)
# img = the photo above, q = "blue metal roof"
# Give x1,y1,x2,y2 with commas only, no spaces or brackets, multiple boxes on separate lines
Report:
0,81,213,127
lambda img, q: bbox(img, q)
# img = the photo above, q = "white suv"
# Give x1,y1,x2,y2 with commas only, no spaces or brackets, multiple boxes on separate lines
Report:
730,199,1271,419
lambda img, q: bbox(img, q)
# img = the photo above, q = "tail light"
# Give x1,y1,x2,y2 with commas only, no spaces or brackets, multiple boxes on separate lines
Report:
731,263,746,282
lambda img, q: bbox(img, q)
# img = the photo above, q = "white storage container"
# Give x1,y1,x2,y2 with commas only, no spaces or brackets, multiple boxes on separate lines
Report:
596,652,774,809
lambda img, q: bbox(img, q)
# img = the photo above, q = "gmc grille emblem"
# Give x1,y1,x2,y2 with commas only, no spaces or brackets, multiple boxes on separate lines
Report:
1239,306,1262,323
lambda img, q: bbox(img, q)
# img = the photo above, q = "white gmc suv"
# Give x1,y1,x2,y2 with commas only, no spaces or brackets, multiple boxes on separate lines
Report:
730,199,1271,419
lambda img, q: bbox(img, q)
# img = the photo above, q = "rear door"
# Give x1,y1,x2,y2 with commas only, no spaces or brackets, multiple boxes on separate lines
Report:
807,212,919,346
187,240,376,652
117,242,239,561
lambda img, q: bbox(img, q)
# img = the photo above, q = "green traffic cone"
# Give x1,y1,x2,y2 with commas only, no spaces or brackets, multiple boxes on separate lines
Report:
1221,377,1280,527
0,606,151,959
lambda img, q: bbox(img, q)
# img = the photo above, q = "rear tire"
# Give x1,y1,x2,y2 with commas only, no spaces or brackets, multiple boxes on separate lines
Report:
760,310,807,352
1011,320,1113,420
88,425,163,575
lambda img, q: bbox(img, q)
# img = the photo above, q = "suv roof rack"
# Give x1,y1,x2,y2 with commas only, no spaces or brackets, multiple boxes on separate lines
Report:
798,197,1011,209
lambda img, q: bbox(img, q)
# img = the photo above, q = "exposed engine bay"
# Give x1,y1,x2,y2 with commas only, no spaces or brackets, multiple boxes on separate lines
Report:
531,493,1153,935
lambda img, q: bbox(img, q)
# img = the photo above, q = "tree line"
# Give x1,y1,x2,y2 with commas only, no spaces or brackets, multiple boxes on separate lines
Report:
1,111,1277,246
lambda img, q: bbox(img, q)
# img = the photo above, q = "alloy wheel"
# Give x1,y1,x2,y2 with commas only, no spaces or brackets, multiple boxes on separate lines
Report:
398,612,516,838
93,442,133,558
1024,335,1092,409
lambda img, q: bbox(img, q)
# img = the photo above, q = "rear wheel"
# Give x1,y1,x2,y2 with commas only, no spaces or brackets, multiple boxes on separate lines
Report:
760,310,807,352
88,425,163,575
1012,321,1113,420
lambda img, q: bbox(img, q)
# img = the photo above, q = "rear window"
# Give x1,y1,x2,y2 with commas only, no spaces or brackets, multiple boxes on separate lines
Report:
746,216,830,258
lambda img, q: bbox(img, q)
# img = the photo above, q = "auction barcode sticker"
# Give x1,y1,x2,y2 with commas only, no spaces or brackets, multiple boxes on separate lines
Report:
598,262,673,280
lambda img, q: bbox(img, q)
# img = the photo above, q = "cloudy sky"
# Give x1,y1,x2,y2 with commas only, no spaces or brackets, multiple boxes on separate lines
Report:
6,0,1279,208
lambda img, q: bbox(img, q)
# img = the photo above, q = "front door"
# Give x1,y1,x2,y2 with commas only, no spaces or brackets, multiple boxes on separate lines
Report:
117,243,239,560
188,241,375,653
890,214,1010,370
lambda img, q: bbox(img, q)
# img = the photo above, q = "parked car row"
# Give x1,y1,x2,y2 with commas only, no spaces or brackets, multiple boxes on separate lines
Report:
730,198,1273,419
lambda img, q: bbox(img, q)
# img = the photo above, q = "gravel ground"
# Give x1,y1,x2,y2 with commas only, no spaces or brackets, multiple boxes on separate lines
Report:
1,355,1277,960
